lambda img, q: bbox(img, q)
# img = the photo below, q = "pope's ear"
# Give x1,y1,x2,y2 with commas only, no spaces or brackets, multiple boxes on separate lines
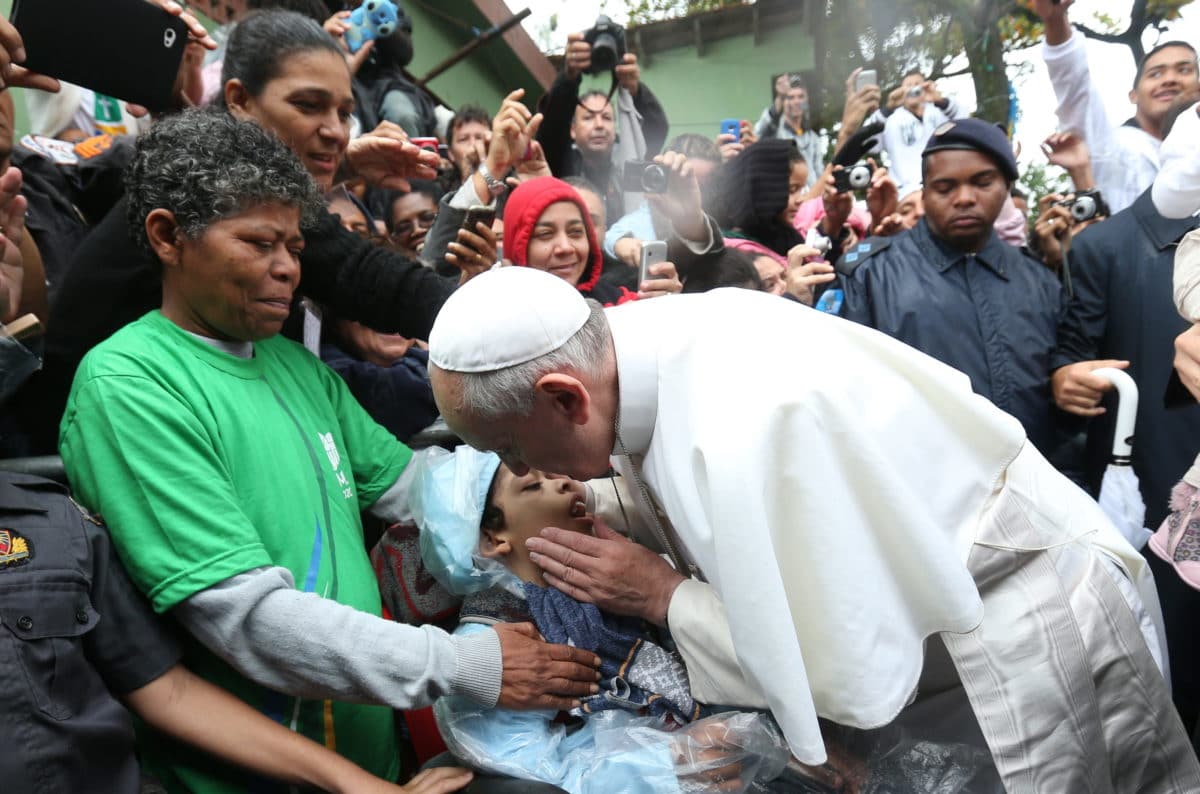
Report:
145,209,183,269
534,373,591,426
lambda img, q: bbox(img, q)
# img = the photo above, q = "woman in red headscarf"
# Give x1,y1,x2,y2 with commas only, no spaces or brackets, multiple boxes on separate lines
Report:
503,176,680,306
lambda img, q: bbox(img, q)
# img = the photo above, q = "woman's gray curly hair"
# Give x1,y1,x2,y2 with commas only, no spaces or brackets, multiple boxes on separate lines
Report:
125,108,323,261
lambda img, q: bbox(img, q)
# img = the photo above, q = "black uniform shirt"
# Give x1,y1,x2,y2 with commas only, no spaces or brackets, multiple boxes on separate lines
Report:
0,472,181,793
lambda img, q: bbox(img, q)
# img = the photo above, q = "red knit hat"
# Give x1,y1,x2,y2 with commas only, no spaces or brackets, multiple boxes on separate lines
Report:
503,176,604,293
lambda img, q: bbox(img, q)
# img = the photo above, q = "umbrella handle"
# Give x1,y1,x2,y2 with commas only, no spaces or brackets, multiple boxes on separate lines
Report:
1093,367,1138,461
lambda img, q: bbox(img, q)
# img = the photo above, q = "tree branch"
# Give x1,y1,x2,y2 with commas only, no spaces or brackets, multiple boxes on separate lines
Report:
1073,22,1131,45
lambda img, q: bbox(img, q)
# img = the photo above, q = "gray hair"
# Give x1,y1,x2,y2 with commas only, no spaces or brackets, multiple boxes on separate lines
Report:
458,300,610,420
125,108,323,261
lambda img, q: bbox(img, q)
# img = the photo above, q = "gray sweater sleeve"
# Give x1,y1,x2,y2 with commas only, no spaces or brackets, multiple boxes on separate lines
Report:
174,566,502,709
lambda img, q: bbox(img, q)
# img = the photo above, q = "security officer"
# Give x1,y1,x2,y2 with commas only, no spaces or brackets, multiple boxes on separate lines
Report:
0,470,181,792
838,118,1066,457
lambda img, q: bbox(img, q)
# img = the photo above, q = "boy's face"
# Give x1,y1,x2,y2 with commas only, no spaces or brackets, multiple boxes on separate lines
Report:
481,467,593,583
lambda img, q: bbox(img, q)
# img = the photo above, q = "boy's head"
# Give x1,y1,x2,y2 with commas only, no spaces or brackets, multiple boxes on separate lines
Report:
415,447,593,595
479,467,592,586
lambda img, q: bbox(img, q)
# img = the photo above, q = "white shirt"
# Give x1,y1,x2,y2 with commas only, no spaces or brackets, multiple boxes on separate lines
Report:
604,290,1025,764
1043,31,1161,214
871,99,965,189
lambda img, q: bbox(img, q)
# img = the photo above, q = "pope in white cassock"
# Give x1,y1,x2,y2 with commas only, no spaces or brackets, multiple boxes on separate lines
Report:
427,266,1200,792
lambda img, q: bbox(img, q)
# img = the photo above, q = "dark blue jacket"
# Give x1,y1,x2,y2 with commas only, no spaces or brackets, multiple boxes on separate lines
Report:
1053,189,1200,526
320,344,439,444
839,219,1065,455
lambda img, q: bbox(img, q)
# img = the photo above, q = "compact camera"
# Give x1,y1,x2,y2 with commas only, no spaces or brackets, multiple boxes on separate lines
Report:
1055,189,1109,223
906,86,925,99
622,160,669,194
833,162,875,193
583,15,627,75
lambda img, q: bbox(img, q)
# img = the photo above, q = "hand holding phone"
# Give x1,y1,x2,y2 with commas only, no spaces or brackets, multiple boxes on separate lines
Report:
854,70,878,93
639,240,669,285
462,206,496,234
12,0,190,111
720,119,741,142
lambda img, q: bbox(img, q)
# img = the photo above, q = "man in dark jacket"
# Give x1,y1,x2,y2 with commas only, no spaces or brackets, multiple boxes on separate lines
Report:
1052,189,1200,524
536,28,669,225
1050,187,1200,739
839,119,1067,457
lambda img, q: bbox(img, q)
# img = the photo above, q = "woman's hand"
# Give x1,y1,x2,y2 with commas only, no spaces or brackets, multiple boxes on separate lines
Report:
639,261,682,299
345,122,439,190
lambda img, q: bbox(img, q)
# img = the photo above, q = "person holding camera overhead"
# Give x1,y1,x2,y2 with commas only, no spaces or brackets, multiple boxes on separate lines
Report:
753,73,823,189
536,17,669,226
838,119,1067,460
861,69,967,192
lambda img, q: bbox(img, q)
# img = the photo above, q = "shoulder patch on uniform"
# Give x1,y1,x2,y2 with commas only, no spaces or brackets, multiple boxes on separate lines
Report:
836,236,891,277
0,529,33,569
73,134,116,160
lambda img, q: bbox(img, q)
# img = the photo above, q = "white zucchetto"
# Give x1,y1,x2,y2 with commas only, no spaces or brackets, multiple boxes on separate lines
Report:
429,268,590,373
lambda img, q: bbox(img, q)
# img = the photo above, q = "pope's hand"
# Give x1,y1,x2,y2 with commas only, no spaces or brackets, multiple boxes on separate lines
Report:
492,623,601,711
526,516,686,625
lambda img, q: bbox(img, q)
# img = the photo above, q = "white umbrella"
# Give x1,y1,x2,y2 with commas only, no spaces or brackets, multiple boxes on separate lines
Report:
1093,368,1153,550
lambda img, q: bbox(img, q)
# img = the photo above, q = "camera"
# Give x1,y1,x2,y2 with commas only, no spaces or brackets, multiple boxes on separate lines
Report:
906,86,925,99
1055,189,1109,223
622,160,669,194
583,15,627,75
833,162,875,193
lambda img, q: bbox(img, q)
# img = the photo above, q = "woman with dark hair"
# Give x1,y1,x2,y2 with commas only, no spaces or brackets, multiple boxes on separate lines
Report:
707,138,807,259
15,9,468,454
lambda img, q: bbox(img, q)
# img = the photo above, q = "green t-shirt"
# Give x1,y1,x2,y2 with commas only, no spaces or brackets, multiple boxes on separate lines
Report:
60,311,411,792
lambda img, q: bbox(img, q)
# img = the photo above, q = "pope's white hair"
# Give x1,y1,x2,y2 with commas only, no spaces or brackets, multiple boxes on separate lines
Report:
458,300,609,420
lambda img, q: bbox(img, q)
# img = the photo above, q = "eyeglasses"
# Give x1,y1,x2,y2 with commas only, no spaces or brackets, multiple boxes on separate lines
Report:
390,211,438,238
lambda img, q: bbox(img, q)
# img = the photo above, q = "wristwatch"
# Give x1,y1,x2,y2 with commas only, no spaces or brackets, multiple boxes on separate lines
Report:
477,162,508,197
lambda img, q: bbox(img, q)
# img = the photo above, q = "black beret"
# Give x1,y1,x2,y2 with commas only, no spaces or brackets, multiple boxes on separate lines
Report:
921,118,1019,183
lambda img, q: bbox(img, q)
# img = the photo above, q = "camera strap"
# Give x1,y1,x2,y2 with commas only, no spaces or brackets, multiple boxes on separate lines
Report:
576,71,621,112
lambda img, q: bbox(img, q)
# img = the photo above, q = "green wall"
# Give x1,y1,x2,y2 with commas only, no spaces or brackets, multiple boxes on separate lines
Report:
405,1,542,115
591,24,815,139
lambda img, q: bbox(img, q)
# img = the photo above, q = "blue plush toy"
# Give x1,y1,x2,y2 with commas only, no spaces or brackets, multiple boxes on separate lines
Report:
345,0,400,54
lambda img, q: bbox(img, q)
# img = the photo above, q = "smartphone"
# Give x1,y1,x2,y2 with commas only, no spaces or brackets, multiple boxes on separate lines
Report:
462,206,496,234
410,137,441,154
854,69,878,93
639,241,669,285
720,118,741,142
11,0,189,112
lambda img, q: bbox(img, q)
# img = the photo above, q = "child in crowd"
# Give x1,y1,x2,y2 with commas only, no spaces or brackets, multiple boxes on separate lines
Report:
411,446,789,794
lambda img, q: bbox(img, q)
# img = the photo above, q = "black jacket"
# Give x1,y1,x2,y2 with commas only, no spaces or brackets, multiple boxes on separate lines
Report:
536,73,669,224
840,219,1066,456
11,198,455,454
0,472,180,793
1052,189,1200,525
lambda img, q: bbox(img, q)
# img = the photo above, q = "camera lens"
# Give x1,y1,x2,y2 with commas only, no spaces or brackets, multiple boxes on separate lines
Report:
590,33,619,72
1071,196,1096,222
849,165,872,190
642,163,669,193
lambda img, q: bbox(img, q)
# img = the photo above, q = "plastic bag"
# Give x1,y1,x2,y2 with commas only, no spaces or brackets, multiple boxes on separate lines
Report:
435,694,789,794
771,720,1000,793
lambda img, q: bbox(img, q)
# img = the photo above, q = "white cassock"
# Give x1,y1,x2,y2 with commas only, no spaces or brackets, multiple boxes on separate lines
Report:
601,289,1199,792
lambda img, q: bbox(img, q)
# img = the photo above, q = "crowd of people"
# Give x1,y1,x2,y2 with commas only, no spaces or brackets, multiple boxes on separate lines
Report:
2,0,1200,791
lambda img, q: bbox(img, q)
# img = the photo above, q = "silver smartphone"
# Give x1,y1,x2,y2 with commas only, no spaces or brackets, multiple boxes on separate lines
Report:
854,69,878,93
639,241,669,284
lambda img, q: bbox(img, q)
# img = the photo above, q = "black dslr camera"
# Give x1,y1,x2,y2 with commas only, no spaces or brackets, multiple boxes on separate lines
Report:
833,162,875,193
583,15,627,75
1055,189,1109,223
622,160,669,194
